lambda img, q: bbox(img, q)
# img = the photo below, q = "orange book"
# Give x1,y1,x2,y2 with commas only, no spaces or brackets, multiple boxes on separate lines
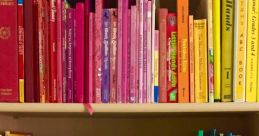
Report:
177,0,189,103
189,15,194,103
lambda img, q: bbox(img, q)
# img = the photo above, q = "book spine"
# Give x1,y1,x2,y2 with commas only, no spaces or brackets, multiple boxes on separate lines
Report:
18,0,25,103
152,0,158,103
166,13,177,103
117,0,123,103
127,9,131,103
233,0,247,102
194,19,208,103
75,3,85,103
85,0,90,103
130,6,137,103
34,0,40,102
147,1,152,103
189,15,195,103
222,0,234,102
0,0,18,102
88,12,94,103
246,0,258,102
110,9,118,103
66,8,74,103
122,0,129,103
49,0,57,103
61,1,67,102
135,0,140,103
207,0,214,103
142,0,148,103
101,9,110,103
213,0,221,101
94,0,103,103
158,9,168,103
138,0,144,103
57,0,62,103
154,30,159,103
177,0,189,103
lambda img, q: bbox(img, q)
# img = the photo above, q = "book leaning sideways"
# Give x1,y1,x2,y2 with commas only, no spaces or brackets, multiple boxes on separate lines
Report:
0,0,19,102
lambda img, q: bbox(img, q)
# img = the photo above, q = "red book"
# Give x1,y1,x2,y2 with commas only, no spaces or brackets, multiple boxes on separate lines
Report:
49,0,57,102
0,0,18,102
85,0,90,103
56,0,62,103
158,9,168,103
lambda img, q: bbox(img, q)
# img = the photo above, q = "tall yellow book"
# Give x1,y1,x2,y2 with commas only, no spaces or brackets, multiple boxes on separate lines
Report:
213,0,221,101
233,0,247,102
246,0,258,102
194,19,208,103
222,0,234,102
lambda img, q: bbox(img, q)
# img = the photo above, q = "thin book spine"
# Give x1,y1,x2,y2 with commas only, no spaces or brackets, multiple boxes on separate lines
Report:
154,30,159,103
85,0,90,103
147,1,152,103
142,0,148,103
61,1,67,102
117,0,123,103
57,0,62,103
127,8,131,103
138,0,144,103
189,15,195,103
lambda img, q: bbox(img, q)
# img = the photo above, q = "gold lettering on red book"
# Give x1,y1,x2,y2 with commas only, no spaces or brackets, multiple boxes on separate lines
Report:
0,27,11,40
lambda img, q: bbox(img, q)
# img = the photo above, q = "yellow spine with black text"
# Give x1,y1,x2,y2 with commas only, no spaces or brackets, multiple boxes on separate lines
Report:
194,19,208,103
222,0,234,102
246,0,258,102
233,0,247,102
213,0,221,101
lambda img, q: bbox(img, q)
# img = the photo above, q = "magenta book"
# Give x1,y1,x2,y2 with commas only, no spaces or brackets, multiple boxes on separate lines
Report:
130,5,137,103
0,0,18,102
147,1,152,103
126,8,131,103
75,3,85,103
61,1,67,103
56,0,62,103
84,0,90,103
135,1,140,103
109,9,118,103
138,0,144,103
94,0,103,103
117,0,123,103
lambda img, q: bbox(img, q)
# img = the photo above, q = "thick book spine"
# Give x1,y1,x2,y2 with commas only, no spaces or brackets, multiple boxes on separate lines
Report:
101,9,111,103
213,0,221,101
66,8,75,103
49,0,57,103
110,9,118,103
222,0,234,102
177,0,189,103
117,0,123,103
233,0,247,102
189,15,195,103
61,1,67,102
130,6,137,103
246,0,258,102
94,0,103,103
194,19,208,103
56,0,62,103
147,1,152,103
88,12,95,103
166,13,177,103
0,0,18,102
154,30,159,103
18,0,25,103
127,9,131,103
138,0,144,103
207,0,214,103
84,0,90,103
142,0,148,103
158,9,168,103
75,3,85,103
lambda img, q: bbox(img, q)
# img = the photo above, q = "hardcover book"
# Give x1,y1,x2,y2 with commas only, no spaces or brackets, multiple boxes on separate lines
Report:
177,0,189,103
84,0,90,103
117,0,123,103
166,13,177,103
189,15,195,103
57,0,62,103
61,1,67,102
0,0,18,102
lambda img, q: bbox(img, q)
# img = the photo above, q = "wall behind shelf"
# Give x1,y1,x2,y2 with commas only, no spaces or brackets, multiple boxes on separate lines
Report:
0,114,253,136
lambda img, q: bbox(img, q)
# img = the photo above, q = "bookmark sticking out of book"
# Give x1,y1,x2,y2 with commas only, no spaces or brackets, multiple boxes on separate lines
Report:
83,103,94,115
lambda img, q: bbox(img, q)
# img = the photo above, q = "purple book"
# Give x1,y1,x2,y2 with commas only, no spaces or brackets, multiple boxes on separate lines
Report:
66,7,75,103
143,0,148,103
61,1,67,103
101,9,110,103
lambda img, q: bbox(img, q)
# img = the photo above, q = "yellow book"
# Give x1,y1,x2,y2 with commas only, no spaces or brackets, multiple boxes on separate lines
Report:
194,19,208,103
213,0,221,101
246,0,259,102
19,79,24,103
221,0,234,102
233,0,247,102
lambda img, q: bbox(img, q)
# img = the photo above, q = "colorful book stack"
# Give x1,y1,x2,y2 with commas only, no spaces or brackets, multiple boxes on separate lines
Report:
0,0,258,103
197,129,242,136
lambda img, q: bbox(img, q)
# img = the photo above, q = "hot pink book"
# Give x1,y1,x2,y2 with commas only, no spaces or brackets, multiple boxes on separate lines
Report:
84,0,90,103
126,8,131,103
94,0,103,103
146,1,152,103
130,5,137,103
0,0,18,102
117,0,123,103
56,0,62,103
88,12,94,103
138,0,144,103
75,3,85,103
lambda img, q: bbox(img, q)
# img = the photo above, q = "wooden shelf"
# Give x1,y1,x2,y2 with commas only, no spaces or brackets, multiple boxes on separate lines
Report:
0,103,258,114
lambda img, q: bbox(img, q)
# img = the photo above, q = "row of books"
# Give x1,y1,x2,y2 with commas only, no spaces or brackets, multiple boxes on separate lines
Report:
0,0,258,103
197,129,241,136
0,131,32,136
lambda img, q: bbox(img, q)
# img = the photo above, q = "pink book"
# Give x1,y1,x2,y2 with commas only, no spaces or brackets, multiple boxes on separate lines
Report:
75,3,85,103
127,8,131,103
56,0,62,103
146,1,152,103
130,5,137,103
88,12,94,103
138,0,144,103
135,1,140,103
94,0,103,103
117,0,123,103
143,0,148,103
84,0,90,103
